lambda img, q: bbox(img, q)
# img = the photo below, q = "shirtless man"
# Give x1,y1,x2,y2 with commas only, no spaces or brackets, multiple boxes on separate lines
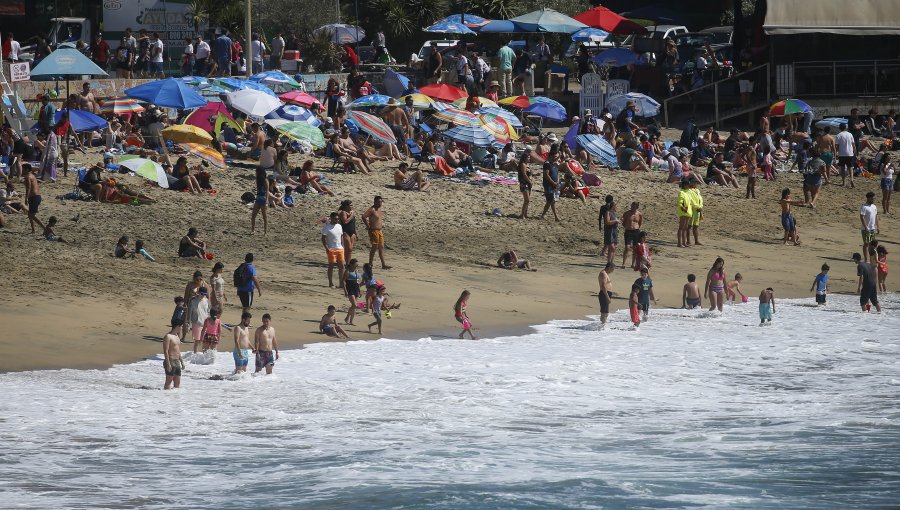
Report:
23,164,45,234
598,261,615,326
250,123,266,159
163,318,184,389
381,102,410,156
338,128,372,173
78,83,99,114
444,141,475,173
232,312,253,374
816,127,837,183
620,202,643,268
183,270,209,340
253,313,279,375
362,195,391,269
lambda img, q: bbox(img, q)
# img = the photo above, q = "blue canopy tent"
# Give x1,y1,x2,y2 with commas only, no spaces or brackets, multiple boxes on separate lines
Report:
508,8,588,33
125,78,207,109
383,68,412,98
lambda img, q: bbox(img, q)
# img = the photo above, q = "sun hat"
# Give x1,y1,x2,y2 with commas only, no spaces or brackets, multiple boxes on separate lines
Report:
583,108,592,116
489,80,500,88
626,100,636,107
547,133,559,142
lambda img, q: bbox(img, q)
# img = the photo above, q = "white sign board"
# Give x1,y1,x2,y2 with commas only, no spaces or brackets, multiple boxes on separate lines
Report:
9,62,30,82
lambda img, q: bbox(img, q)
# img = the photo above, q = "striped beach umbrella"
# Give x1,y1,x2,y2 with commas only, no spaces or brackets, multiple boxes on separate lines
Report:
265,105,321,127
769,98,812,117
348,94,395,109
346,110,397,144
576,134,617,168
179,143,226,169
443,125,496,147
478,106,523,128
274,121,327,148
99,97,145,115
452,96,499,109
431,107,481,127
479,114,518,142
400,93,435,109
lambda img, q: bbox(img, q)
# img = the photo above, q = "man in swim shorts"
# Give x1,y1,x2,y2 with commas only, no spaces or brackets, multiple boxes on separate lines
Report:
163,318,185,389
854,252,881,312
322,212,346,288
232,312,253,374
254,313,279,374
363,195,391,269
620,201,643,268
758,287,775,325
598,261,615,326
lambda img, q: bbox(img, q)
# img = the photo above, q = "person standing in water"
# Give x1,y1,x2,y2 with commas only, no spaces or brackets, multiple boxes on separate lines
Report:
454,290,476,339
232,312,253,374
163,318,184,390
810,263,829,305
598,261,615,326
705,257,727,312
853,252,881,313
758,287,775,325
254,313,279,375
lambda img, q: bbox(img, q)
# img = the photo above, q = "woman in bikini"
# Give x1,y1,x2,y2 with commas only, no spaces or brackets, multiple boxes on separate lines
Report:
298,160,335,196
704,257,727,312
517,149,533,219
339,199,358,263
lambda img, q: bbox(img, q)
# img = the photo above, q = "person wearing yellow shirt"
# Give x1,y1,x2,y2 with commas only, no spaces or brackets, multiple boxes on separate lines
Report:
677,179,693,247
688,180,704,245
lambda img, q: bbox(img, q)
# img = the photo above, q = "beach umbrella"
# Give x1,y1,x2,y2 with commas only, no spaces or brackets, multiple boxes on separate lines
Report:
198,85,227,102
509,8,587,33
424,20,476,34
125,78,206,109
118,157,169,188
226,89,282,117
213,78,278,97
162,124,213,145
593,48,646,67
571,27,609,42
264,105,322,127
769,98,812,117
273,122,327,148
279,91,322,109
315,24,366,44
523,102,567,123
431,107,481,127
452,96,499,109
606,92,661,117
55,109,107,132
346,110,397,144
815,117,847,130
479,113,519,141
576,134,617,167
400,93,435,109
348,94,395,109
383,68,412,98
563,120,580,150
183,102,237,133
419,83,468,102
179,143,227,169
430,100,455,112
99,97,145,115
498,95,565,111
180,75,209,86
474,20,522,33
443,125,496,147
574,6,646,35
478,106,523,128
432,14,490,28
250,71,302,88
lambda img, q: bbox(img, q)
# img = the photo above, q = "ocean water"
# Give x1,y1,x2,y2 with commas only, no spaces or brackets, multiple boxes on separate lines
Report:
2,295,899,509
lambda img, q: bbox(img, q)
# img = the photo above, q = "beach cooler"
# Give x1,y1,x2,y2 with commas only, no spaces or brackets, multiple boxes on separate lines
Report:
283,50,300,60
282,59,301,72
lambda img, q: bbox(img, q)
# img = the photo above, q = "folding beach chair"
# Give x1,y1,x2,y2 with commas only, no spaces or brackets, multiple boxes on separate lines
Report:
405,139,433,170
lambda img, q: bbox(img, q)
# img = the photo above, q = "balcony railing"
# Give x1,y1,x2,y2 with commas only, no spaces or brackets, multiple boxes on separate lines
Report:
777,59,900,98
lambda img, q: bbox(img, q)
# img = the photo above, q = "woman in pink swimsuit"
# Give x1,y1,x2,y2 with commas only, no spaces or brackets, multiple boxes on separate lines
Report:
704,257,727,312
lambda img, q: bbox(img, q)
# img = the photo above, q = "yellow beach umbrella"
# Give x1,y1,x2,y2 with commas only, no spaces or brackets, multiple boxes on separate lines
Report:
452,96,499,109
400,93,435,109
161,124,213,145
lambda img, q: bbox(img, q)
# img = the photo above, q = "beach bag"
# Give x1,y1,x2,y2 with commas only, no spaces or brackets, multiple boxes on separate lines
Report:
240,191,255,204
233,262,249,288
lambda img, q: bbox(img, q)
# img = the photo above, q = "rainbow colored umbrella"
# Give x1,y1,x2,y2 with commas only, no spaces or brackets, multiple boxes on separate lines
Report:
99,97,145,115
431,107,481,127
179,143,226,169
498,95,565,111
479,114,519,141
452,96,499,109
769,98,812,117
478,106,523,128
346,110,396,143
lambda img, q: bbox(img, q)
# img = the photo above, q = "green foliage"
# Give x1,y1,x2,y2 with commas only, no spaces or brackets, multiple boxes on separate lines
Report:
371,0,450,37
302,30,344,73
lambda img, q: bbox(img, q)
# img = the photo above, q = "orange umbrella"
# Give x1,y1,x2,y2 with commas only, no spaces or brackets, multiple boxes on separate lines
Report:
419,83,468,102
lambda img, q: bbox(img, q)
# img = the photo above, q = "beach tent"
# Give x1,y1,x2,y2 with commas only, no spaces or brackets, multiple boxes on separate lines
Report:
125,78,206,109
183,103,240,135
574,6,646,35
509,8,587,33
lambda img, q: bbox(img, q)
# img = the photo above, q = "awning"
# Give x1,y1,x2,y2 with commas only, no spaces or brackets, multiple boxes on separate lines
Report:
764,0,900,35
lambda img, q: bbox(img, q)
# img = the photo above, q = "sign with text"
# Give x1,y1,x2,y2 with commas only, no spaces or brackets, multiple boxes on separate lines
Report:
9,62,30,82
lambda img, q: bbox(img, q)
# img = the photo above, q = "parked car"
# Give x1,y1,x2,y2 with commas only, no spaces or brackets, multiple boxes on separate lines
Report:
699,26,735,45
410,40,472,70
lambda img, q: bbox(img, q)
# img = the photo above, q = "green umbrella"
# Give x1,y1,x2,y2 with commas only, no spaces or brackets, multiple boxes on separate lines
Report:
274,122,326,149
118,156,169,188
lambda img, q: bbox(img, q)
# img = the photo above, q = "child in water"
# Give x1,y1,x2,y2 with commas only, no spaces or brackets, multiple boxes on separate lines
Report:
454,290,476,339
726,273,748,303
810,263,829,305
876,245,888,293
199,308,222,351
759,287,775,325
682,273,702,309
628,284,641,328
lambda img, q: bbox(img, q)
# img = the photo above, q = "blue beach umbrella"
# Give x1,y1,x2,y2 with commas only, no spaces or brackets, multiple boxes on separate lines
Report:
213,78,278,97
533,96,566,111
250,71,302,88
348,94,395,109
55,109,108,132
29,43,108,79
425,20,475,34
523,102,567,123
577,134,617,167
432,14,490,27
383,68,412,98
316,24,366,44
125,78,206,109
606,92,661,117
475,20,521,33
593,48,645,67
509,8,588,33
443,125,496,147
571,27,609,42
265,105,322,127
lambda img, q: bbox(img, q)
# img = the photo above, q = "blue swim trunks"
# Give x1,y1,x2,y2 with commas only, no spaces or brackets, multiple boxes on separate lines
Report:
781,212,796,231
759,302,772,322
233,349,250,368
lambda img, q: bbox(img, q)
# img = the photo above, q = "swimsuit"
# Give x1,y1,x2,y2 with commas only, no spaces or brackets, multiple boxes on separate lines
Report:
345,271,361,297
686,297,701,307
233,349,250,368
255,350,275,370
340,215,357,236
710,270,725,293
163,358,183,376
597,291,611,314
781,211,796,231
320,323,336,336
759,302,773,322
369,228,384,246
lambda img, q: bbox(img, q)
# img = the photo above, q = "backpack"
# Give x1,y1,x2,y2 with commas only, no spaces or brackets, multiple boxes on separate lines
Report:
233,262,249,287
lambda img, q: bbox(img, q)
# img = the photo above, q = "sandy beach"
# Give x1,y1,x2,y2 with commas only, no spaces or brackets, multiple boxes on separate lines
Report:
1,131,894,372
